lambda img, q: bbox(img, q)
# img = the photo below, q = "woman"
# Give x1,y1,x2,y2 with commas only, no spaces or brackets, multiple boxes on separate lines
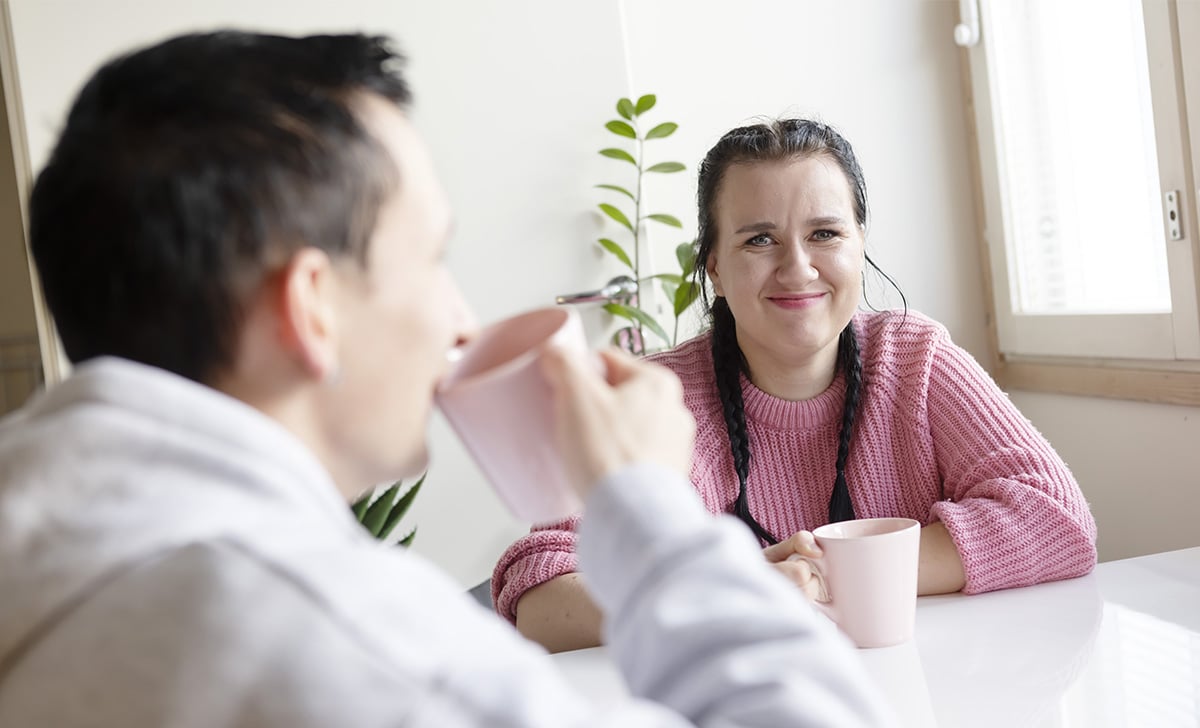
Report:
493,118,1098,653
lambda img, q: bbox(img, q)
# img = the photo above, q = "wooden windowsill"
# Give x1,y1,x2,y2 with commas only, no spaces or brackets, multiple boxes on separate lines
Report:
996,359,1200,407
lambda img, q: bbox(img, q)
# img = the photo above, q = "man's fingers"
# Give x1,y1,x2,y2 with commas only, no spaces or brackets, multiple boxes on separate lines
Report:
542,344,599,397
596,347,638,386
541,341,694,493
539,343,569,389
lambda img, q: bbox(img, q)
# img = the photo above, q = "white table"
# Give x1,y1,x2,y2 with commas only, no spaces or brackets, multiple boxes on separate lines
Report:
551,547,1200,727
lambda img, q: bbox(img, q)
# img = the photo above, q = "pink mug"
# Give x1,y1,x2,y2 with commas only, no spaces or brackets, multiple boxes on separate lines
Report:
791,517,921,648
435,307,586,523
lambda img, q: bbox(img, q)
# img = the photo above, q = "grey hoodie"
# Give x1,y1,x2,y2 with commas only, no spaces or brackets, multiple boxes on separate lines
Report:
0,357,889,727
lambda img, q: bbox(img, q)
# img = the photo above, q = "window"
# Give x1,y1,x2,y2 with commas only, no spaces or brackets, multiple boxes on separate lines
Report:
962,0,1200,402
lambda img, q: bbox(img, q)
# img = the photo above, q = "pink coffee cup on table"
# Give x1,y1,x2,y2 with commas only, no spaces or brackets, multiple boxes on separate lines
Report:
791,517,921,648
435,307,586,524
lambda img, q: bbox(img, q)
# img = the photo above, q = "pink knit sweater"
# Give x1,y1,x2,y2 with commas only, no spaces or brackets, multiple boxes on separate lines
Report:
492,310,1097,623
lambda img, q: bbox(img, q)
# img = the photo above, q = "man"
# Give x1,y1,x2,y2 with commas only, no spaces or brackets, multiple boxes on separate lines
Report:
0,31,891,726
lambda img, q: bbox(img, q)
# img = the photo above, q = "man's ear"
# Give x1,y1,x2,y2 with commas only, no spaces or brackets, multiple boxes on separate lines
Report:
276,247,340,381
706,252,725,298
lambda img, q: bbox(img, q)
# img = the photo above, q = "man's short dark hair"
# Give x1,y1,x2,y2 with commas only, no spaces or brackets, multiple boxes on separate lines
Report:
29,31,411,383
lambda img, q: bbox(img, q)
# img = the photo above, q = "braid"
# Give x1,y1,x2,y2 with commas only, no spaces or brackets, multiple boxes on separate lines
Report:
710,298,779,545
829,323,862,523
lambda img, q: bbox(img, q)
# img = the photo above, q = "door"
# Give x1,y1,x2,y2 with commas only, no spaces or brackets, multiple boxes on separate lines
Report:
0,0,52,416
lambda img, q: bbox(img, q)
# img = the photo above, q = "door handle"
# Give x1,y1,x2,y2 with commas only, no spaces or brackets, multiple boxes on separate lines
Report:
955,0,980,46
555,275,637,305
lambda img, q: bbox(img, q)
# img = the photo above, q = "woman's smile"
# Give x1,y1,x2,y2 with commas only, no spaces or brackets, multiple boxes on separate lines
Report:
767,292,828,310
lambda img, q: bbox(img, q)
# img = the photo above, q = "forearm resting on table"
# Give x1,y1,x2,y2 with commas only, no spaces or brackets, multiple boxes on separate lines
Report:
918,521,966,595
513,524,962,650
514,573,603,653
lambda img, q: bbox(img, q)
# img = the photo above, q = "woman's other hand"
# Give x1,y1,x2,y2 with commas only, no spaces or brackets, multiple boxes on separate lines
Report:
764,531,829,602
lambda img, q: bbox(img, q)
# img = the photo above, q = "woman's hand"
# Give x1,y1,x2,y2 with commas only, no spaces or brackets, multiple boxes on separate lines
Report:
540,346,695,499
763,531,829,602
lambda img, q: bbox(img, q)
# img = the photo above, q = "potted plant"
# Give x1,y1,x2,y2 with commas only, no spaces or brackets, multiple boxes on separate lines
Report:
350,472,425,546
593,94,700,354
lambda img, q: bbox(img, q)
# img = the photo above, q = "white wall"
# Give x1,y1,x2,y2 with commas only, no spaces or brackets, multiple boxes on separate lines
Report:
13,1,1189,589
1011,392,1200,562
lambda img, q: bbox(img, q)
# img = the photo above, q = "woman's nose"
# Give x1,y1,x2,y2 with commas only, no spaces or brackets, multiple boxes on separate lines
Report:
777,243,818,285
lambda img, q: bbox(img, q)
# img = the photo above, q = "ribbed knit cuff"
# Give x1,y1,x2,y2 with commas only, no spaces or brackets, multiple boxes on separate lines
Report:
491,530,579,623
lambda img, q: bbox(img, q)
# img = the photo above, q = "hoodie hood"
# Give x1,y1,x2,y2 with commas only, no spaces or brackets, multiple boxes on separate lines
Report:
0,357,357,672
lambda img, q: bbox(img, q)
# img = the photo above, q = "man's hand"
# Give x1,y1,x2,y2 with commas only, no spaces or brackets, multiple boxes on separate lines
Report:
540,346,695,499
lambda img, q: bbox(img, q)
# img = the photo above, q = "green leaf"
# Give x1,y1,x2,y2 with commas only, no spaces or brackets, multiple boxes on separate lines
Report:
676,241,697,273
378,473,425,541
645,122,678,139
660,280,678,305
599,148,637,165
629,306,672,346
361,482,401,537
606,302,670,346
616,97,635,120
645,213,683,228
642,272,683,285
606,120,636,139
646,161,685,174
634,94,656,115
595,184,635,202
674,280,700,317
350,491,372,520
603,302,635,322
598,238,633,269
398,528,417,549
598,203,634,233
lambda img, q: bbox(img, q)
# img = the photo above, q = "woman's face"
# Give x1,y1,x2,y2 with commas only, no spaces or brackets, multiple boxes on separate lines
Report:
706,155,865,376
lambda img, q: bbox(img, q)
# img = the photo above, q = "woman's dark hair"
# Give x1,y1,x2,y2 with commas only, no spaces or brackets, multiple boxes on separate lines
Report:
694,119,905,544
29,31,411,384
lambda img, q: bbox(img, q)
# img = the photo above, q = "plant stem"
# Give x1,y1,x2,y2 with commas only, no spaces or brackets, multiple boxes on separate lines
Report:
634,125,644,351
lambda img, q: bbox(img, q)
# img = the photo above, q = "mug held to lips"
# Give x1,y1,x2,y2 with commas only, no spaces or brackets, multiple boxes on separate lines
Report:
435,307,587,523
790,517,921,648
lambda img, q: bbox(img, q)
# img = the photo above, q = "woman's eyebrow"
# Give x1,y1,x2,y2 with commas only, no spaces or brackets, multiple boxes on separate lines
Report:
807,215,846,227
735,221,776,234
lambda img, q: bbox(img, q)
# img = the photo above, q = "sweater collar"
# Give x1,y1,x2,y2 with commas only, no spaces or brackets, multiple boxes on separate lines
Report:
739,369,847,430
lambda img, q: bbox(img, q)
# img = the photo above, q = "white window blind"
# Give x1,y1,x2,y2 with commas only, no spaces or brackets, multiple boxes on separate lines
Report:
985,0,1170,315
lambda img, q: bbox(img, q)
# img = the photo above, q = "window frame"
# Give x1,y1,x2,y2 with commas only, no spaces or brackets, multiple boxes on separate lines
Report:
961,0,1200,405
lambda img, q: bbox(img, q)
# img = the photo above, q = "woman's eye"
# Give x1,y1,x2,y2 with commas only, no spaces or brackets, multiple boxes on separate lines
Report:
745,234,773,247
811,229,839,242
